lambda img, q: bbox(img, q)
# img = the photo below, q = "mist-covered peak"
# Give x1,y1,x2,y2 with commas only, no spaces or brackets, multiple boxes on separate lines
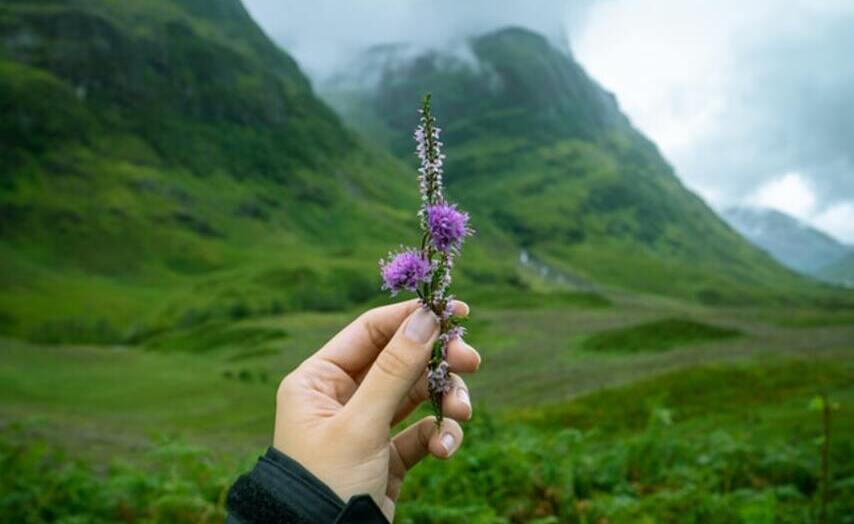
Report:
323,25,631,155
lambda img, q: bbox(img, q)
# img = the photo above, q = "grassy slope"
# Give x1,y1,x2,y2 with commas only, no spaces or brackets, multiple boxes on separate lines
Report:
322,28,853,307
0,0,533,342
580,317,741,353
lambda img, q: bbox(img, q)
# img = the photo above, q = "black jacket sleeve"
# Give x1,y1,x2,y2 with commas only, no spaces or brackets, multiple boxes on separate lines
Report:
225,447,389,524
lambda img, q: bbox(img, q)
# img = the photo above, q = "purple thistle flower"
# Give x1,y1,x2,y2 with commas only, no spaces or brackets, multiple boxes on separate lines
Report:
380,249,432,295
426,203,471,252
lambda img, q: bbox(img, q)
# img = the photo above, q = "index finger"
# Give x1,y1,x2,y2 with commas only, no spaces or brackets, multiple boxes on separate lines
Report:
312,299,470,376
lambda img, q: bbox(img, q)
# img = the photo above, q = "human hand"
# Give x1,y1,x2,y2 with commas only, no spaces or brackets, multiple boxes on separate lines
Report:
273,299,480,520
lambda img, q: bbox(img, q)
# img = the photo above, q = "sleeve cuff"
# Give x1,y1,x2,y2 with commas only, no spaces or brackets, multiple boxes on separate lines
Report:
226,447,389,523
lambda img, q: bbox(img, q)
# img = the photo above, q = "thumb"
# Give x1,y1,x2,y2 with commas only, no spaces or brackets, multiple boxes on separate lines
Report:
344,307,439,424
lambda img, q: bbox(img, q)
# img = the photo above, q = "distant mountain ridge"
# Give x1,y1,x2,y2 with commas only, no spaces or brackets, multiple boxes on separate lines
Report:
723,206,852,284
321,27,825,304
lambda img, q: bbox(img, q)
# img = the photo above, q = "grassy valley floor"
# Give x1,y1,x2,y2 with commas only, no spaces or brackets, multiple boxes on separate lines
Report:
1,297,852,522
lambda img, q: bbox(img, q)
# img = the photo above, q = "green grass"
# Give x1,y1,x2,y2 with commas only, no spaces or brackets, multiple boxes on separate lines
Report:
2,353,852,523
1,293,852,523
142,322,289,353
514,358,854,433
580,317,741,354
398,358,854,523
0,430,242,523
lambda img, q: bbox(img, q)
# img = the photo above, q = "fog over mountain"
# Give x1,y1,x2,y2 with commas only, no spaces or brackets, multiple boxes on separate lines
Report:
243,0,854,243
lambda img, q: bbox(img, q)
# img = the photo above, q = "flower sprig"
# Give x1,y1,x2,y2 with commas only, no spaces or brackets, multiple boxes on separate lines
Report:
379,94,473,423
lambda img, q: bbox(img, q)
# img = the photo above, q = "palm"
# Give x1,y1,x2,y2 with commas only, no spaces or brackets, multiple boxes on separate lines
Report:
272,300,479,520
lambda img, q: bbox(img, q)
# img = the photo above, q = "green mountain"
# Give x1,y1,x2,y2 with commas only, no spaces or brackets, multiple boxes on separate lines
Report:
1,6,849,344
321,28,837,304
723,206,851,279
0,0,433,342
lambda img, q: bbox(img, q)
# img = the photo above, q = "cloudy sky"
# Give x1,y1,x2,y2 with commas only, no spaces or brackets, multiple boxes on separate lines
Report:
244,0,854,243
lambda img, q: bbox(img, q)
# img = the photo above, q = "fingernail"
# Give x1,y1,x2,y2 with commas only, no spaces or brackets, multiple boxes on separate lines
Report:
441,432,457,455
404,308,438,344
454,300,470,317
456,387,470,409
461,340,481,369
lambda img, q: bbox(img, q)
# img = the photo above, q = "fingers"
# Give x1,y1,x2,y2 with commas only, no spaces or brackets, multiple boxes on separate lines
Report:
343,307,440,423
313,300,470,377
392,416,464,472
447,336,481,372
393,373,472,426
390,336,479,424
313,299,420,374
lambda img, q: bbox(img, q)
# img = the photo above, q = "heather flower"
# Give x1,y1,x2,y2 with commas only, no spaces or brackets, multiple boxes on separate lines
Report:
380,94,473,423
446,324,466,341
427,203,471,252
426,360,451,394
380,249,432,295
440,296,456,320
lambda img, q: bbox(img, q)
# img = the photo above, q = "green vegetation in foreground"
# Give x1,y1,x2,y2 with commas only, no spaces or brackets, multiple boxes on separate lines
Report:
0,433,240,523
400,359,854,524
581,317,741,354
2,358,851,523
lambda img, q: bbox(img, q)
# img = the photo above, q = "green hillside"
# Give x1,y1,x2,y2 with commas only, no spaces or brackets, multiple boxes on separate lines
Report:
0,0,445,342
322,28,844,305
1,4,850,345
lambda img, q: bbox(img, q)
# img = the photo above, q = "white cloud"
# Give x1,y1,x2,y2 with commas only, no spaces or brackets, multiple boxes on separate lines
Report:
573,0,854,241
748,172,816,220
572,0,743,154
746,173,854,243
813,203,854,244
243,0,591,79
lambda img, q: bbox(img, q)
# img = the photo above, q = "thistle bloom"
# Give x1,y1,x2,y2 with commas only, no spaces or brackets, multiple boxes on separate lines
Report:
380,249,432,295
426,203,471,252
